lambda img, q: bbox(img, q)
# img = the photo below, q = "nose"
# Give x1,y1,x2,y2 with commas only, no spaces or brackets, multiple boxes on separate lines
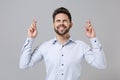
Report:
60,21,64,26
60,23,64,27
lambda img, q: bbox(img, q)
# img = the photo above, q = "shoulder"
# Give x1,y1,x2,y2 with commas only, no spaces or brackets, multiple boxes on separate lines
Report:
75,40,87,46
37,38,54,49
74,40,90,49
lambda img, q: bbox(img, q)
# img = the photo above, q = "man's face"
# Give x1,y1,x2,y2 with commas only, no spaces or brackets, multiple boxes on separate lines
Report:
53,13,72,36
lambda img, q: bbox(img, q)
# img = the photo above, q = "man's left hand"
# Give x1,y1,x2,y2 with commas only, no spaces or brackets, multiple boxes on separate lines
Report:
85,20,96,38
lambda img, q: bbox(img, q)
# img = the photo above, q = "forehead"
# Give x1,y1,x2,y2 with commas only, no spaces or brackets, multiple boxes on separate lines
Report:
55,13,69,20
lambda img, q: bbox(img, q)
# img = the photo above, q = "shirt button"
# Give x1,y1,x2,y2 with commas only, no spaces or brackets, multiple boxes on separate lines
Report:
62,54,64,56
62,45,64,47
61,73,64,75
61,64,64,66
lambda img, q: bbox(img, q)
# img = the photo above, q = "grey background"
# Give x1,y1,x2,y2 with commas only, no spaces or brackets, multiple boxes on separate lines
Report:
0,0,119,80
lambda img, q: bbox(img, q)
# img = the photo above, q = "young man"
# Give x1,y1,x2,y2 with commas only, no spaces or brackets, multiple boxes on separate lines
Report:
19,7,106,80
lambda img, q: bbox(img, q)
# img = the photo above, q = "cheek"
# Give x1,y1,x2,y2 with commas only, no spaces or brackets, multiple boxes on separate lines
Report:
53,23,58,29
65,21,70,25
65,22,71,27
64,22,67,25
54,22,59,26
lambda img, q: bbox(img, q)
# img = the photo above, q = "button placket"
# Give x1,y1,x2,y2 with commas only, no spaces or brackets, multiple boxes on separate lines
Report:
59,45,65,78
56,45,64,79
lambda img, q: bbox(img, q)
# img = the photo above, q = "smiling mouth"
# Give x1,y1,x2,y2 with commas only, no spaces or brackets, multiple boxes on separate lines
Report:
59,26,66,31
58,25,66,30
54,25,70,35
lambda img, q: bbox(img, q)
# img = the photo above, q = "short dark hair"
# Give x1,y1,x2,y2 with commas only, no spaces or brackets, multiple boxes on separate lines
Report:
53,7,72,22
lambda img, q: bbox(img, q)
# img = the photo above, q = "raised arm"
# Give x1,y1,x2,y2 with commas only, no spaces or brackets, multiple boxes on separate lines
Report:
19,19,43,69
84,20,106,69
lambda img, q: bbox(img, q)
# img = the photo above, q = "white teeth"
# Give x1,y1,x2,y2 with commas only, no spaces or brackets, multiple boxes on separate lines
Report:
59,27,65,30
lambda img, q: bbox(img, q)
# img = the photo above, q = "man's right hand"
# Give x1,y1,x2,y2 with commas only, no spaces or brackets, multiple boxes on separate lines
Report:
28,19,38,38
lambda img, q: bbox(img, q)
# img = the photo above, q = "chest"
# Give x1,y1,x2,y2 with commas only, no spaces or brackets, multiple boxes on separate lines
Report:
43,44,84,65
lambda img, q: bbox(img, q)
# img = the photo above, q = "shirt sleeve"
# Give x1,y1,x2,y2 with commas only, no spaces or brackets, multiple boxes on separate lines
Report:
83,37,106,69
19,37,43,69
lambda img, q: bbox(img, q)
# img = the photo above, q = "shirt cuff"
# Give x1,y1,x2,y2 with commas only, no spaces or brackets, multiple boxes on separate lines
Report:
25,37,34,47
90,37,101,48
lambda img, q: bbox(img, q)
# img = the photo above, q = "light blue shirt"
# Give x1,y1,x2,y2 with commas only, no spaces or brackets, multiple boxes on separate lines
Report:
19,37,106,80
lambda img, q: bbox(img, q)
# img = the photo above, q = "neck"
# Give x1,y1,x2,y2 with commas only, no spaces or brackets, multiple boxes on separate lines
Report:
56,33,70,45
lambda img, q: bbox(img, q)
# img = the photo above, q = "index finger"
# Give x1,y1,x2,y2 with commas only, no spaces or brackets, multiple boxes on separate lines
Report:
86,20,92,27
32,19,37,29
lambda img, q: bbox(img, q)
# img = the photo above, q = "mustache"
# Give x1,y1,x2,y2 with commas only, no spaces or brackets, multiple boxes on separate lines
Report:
57,24,67,28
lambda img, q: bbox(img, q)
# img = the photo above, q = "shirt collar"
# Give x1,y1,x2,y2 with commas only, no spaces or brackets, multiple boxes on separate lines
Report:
52,37,76,45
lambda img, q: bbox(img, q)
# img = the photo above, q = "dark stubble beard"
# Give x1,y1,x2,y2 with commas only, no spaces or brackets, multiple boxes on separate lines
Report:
54,25,71,36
